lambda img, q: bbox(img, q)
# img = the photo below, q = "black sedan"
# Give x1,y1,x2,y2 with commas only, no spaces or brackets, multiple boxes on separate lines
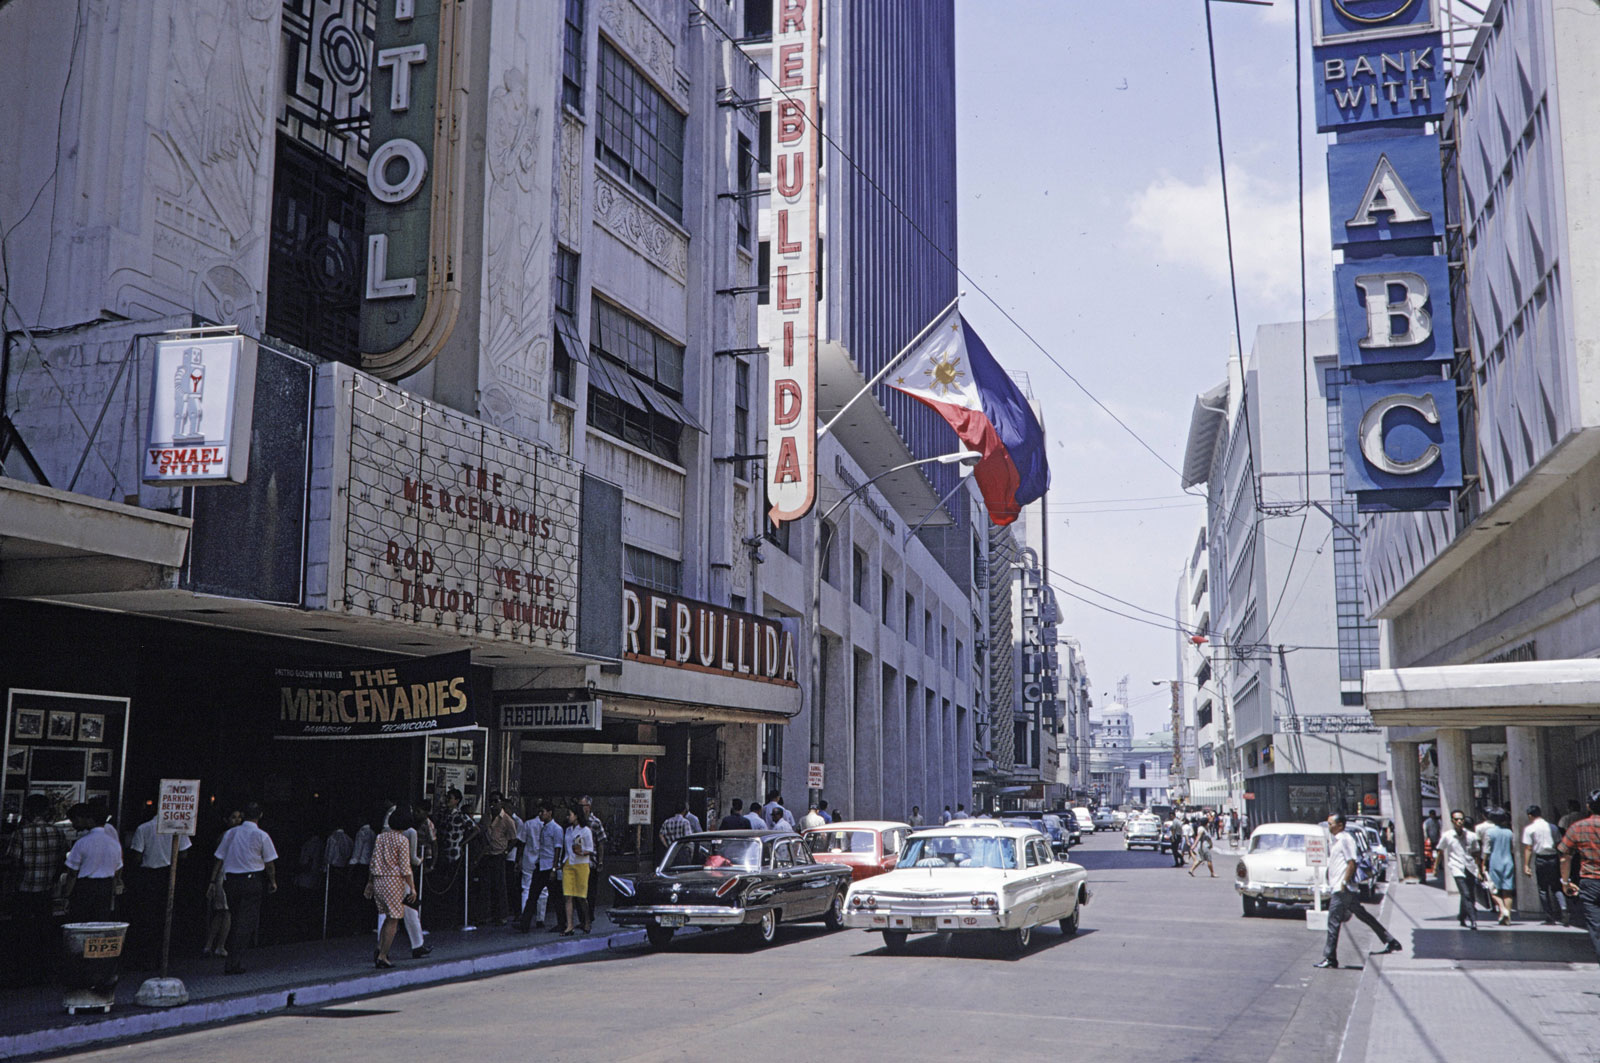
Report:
609,830,854,949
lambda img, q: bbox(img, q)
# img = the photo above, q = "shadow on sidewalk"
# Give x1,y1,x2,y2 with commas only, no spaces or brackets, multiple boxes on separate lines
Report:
1409,927,1596,965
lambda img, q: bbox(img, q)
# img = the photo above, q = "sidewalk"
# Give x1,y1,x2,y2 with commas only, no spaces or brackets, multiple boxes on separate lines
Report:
1,908,662,1060
1341,881,1599,1062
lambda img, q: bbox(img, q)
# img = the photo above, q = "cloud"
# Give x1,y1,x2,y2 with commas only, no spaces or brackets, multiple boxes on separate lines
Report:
1127,168,1332,318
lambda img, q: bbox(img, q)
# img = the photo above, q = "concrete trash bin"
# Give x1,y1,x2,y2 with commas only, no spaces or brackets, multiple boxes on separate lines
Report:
60,921,130,1014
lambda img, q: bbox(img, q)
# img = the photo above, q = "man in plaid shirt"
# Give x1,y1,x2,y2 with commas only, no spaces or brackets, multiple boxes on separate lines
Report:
1559,788,1600,966
5,794,68,984
429,788,477,929
658,802,693,850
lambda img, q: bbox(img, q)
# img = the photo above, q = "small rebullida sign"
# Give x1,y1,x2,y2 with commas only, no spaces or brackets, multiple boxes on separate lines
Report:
275,650,474,739
765,0,821,525
143,334,257,485
359,0,468,380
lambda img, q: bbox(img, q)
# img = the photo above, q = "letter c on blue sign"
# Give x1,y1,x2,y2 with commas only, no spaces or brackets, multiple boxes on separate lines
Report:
1358,392,1441,475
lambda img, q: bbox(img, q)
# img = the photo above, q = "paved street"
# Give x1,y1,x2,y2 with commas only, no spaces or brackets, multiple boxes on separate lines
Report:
40,833,1366,1063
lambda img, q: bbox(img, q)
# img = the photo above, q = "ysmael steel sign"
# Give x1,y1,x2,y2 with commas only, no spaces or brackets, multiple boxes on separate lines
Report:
144,334,257,485
765,0,821,525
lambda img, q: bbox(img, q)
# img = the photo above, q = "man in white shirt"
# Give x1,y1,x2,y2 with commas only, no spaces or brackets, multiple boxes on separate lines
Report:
60,804,122,922
127,808,191,967
1436,809,1483,929
211,803,278,974
515,803,565,932
799,802,826,830
1315,813,1401,969
746,800,767,830
1522,804,1563,924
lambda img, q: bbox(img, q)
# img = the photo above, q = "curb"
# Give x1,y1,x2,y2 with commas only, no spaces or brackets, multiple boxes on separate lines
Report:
1334,885,1398,1063
3,926,651,1061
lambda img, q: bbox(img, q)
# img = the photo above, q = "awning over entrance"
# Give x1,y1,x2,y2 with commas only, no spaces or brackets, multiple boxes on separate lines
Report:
1366,659,1600,727
0,477,191,596
1186,779,1232,801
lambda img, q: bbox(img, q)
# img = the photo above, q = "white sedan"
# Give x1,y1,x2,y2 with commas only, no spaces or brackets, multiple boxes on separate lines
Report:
843,824,1089,954
1236,822,1326,915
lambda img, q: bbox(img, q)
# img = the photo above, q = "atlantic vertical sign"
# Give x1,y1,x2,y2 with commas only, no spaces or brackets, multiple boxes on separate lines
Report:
1316,0,1462,510
359,0,468,381
765,0,821,525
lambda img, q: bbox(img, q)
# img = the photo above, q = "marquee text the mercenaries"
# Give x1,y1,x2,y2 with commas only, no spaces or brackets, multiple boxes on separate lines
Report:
279,666,468,732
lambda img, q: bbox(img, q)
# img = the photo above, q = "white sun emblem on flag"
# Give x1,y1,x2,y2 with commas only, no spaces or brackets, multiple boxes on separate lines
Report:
921,350,967,397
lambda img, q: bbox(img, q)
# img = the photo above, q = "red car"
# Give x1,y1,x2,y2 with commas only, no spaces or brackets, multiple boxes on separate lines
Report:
802,821,912,882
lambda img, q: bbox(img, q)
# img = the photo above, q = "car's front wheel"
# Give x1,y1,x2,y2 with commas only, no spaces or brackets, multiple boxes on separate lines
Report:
882,930,909,953
823,889,847,930
645,924,676,949
745,908,778,947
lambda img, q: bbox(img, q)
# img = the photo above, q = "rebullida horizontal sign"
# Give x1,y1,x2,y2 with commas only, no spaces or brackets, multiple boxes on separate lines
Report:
623,583,797,686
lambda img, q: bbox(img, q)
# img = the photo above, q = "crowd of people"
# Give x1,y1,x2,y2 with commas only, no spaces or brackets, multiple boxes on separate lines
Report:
1421,799,1588,929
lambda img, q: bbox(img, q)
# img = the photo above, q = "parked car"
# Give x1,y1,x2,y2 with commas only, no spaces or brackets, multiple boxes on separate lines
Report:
843,824,1090,955
802,821,911,882
1111,811,1128,830
999,811,1073,854
1349,823,1390,886
1091,808,1118,832
1056,811,1084,846
1236,822,1381,915
609,830,854,949
1236,823,1324,916
1070,807,1095,835
1124,814,1166,851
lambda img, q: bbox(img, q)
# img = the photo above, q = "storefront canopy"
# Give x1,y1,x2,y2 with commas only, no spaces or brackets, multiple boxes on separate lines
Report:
1366,659,1600,727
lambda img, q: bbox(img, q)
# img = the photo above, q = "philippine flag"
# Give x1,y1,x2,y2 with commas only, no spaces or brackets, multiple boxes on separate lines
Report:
886,309,1050,525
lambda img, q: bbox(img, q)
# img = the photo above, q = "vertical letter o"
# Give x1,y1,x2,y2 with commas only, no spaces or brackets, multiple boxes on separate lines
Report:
368,139,428,204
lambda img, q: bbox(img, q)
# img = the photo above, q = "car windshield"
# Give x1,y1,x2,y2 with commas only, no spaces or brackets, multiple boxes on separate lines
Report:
806,830,876,854
661,837,762,872
901,835,1018,870
1250,832,1311,854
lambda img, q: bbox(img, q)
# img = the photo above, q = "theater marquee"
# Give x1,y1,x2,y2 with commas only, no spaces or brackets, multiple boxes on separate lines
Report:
622,584,798,686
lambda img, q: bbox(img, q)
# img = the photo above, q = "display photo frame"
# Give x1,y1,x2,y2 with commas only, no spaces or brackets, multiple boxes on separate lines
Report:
427,736,443,758
5,747,27,775
443,738,459,759
458,738,474,761
86,789,110,807
13,709,43,740
87,749,112,777
77,714,106,744
46,711,76,741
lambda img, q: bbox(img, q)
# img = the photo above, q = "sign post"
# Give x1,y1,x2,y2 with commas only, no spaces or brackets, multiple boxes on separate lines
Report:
1305,833,1330,932
136,779,200,1008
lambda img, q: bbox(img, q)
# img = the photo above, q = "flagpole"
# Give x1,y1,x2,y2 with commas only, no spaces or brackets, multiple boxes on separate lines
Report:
901,473,972,547
817,292,963,442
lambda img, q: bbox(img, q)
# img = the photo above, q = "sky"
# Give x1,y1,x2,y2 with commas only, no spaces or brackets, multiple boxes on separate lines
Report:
953,0,1334,735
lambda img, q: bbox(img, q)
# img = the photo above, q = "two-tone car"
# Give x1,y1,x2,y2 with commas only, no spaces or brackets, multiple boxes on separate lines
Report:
842,823,1090,955
802,821,911,881
609,830,854,948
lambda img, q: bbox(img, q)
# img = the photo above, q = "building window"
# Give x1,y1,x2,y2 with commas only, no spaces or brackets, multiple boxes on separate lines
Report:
588,389,680,462
820,521,838,585
761,723,782,801
852,548,869,607
731,594,746,613
1139,762,1147,780
924,610,933,651
597,40,685,222
266,135,365,366
625,545,681,594
555,247,580,316
562,0,587,111
733,360,751,480
757,108,772,173
905,592,916,641
593,297,683,397
1324,368,1382,684
881,573,893,626
941,625,950,668
1196,702,1213,729
765,515,792,556
743,0,772,40
757,241,769,305
737,133,755,249
956,639,965,671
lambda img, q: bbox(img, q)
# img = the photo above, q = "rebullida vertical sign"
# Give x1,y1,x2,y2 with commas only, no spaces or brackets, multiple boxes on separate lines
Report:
765,0,820,525
359,0,469,380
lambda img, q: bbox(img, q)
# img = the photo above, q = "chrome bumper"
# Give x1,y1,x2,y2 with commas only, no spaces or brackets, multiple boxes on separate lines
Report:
609,904,750,927
844,908,1004,932
1237,882,1317,903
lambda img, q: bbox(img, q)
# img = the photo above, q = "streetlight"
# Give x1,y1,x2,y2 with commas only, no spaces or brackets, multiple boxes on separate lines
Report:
808,449,982,809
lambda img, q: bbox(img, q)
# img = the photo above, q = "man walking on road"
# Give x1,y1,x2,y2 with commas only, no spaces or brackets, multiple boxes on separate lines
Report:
1315,812,1401,969
1522,804,1563,924
1559,789,1600,965
1436,810,1482,930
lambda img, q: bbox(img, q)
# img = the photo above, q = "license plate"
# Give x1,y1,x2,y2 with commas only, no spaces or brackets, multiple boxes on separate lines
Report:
658,914,687,927
911,916,936,931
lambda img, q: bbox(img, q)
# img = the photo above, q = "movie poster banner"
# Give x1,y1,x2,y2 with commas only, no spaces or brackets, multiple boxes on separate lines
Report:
275,651,475,739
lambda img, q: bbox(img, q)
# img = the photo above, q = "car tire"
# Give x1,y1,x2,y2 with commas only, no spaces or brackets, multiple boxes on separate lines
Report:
1002,924,1032,956
882,930,910,954
823,889,847,930
745,908,778,947
1242,895,1259,917
1059,904,1080,937
645,925,676,949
